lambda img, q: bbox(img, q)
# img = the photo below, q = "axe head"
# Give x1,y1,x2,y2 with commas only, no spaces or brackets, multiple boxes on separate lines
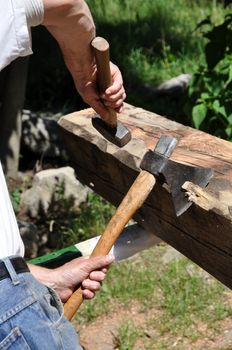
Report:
140,135,214,216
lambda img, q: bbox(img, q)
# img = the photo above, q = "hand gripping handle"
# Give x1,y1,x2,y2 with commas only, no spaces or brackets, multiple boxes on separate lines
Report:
91,37,117,128
63,170,156,321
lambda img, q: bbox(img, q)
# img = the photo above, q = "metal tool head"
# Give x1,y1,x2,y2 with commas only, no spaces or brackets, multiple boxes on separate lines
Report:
92,115,131,147
140,135,214,216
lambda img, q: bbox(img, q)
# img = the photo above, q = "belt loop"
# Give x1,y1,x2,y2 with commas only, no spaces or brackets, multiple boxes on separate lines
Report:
2,257,20,285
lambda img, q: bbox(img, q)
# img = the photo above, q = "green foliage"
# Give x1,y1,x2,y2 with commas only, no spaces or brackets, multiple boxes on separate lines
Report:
32,185,115,249
10,176,31,213
187,13,232,138
88,0,223,83
113,321,141,350
11,188,22,213
60,192,115,246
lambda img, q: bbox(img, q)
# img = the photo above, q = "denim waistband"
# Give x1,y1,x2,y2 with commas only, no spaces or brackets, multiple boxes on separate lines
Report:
0,256,29,285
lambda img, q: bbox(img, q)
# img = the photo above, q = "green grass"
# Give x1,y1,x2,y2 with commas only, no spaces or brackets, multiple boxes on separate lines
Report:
113,321,142,350
77,245,232,348
87,0,227,86
156,259,231,336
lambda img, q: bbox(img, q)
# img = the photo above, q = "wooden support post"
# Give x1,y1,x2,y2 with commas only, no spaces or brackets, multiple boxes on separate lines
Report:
0,57,29,178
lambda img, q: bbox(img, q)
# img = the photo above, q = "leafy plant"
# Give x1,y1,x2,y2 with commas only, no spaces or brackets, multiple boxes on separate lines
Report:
39,189,115,249
187,13,232,138
11,188,22,213
10,175,31,213
60,191,115,246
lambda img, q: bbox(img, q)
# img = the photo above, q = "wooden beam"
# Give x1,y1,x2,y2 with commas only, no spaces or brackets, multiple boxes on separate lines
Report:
58,104,232,289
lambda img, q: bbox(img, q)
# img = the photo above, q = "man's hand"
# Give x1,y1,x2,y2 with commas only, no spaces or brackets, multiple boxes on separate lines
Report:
72,61,126,122
42,0,126,121
29,254,115,302
51,255,115,302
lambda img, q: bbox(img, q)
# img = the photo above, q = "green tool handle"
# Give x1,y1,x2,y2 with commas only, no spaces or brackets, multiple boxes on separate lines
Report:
28,246,81,269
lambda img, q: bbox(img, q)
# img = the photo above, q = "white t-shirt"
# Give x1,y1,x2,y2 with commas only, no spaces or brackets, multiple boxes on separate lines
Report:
0,0,32,71
0,163,24,258
0,0,43,258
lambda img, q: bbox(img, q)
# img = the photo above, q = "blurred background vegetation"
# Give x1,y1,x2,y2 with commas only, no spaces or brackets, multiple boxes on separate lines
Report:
25,0,231,137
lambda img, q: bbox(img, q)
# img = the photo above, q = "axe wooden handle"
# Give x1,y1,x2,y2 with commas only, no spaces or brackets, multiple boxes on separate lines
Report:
63,170,156,321
91,37,117,128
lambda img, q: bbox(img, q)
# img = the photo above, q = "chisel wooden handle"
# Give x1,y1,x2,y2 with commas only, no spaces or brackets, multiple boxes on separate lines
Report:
64,170,156,321
91,37,117,128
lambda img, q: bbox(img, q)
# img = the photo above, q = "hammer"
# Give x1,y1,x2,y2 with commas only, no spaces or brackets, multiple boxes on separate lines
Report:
91,37,131,147
64,135,213,320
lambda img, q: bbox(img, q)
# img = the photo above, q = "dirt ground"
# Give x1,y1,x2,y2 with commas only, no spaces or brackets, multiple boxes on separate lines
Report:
75,303,156,350
71,246,232,350
73,302,232,350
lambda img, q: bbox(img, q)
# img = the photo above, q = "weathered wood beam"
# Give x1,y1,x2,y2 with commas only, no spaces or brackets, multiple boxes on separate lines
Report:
58,104,232,289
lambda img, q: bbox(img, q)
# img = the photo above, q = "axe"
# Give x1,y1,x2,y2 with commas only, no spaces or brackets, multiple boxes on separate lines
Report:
64,135,213,320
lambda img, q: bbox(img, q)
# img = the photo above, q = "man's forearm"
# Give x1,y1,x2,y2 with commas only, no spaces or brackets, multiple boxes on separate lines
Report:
22,0,125,122
42,0,96,73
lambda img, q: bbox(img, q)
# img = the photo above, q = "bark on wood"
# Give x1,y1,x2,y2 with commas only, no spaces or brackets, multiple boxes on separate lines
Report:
58,103,232,289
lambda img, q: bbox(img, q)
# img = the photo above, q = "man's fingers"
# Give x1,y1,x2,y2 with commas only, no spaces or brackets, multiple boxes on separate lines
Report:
100,84,126,111
101,89,126,102
103,82,123,96
82,289,95,300
82,278,101,291
90,100,122,123
104,99,124,110
101,267,108,274
104,62,124,95
116,105,123,113
89,270,106,282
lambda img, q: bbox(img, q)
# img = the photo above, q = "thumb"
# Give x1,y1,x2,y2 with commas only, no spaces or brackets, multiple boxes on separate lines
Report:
83,255,115,273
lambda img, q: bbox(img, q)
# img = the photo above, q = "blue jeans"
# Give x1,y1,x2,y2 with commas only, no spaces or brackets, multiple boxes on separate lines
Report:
0,257,83,349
